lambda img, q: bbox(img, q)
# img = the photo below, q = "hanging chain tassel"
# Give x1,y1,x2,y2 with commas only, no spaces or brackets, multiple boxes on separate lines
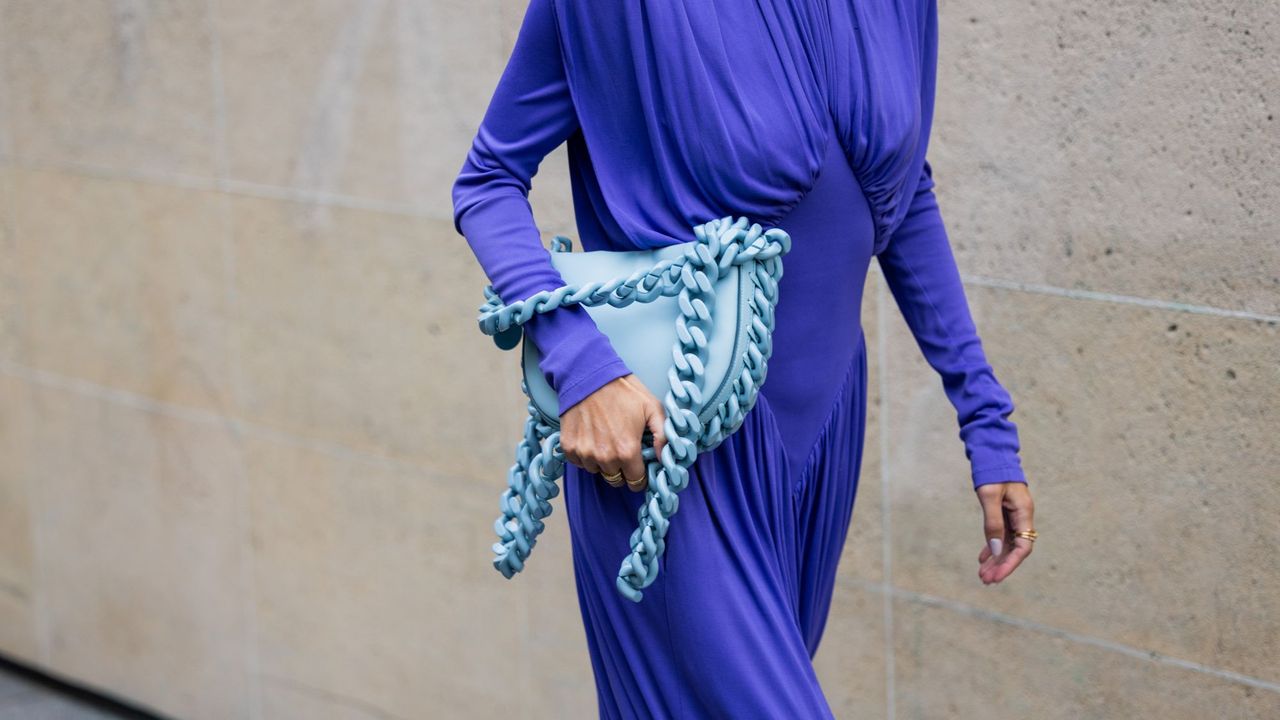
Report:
479,216,791,602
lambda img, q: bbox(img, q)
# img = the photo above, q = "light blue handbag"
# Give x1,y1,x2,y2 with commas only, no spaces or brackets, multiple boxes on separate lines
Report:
476,216,791,601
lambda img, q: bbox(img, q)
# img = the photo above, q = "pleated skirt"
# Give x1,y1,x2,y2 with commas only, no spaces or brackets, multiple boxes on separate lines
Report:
563,129,876,719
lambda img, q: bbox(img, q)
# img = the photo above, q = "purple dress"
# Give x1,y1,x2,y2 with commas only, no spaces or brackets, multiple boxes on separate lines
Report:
452,0,1027,716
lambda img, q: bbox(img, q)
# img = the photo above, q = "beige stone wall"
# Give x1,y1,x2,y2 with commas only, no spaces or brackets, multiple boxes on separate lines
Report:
0,1,1275,718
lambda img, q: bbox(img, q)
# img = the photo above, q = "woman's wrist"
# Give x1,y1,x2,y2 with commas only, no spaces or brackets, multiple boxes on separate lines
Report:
523,304,632,416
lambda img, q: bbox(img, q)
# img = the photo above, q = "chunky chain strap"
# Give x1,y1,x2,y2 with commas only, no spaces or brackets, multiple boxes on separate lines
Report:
475,216,791,602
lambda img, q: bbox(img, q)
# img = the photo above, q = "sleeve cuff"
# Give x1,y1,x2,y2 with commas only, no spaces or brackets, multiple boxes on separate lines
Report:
520,303,634,416
555,356,633,416
971,461,1028,489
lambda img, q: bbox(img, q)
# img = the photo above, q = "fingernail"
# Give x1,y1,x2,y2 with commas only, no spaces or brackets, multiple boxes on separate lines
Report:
988,538,1002,556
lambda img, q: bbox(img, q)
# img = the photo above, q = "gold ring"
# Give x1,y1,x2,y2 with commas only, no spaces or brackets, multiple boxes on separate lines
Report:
601,470,625,487
1014,529,1038,542
624,473,645,489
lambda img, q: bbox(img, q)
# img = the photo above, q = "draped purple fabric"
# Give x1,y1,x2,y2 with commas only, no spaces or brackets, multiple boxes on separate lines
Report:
451,0,1023,488
452,1,1027,714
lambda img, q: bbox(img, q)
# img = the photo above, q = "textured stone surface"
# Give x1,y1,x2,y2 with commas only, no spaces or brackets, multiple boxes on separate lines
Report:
0,53,11,158
0,0,1277,717
518,497,599,717
1,378,251,720
814,585,888,720
833,269,887,587
246,431,546,719
893,595,1280,720
0,1,219,177
259,677,405,720
229,196,522,480
214,0,507,215
883,284,1280,682
0,375,38,665
932,1,1280,316
6,169,234,413
0,168,18,363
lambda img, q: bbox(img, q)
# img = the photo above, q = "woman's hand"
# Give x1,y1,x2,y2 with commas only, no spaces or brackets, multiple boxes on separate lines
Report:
559,374,668,493
975,481,1036,584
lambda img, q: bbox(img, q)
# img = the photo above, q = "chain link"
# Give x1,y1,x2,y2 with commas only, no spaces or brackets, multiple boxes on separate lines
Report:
477,216,792,602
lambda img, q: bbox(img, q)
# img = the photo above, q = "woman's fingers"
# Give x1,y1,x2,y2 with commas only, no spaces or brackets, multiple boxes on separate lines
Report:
599,462,627,488
620,436,647,492
975,482,1036,584
986,485,1035,583
558,374,667,493
976,484,1007,566
646,401,669,465
579,456,604,477
624,399,667,493
987,535,1033,583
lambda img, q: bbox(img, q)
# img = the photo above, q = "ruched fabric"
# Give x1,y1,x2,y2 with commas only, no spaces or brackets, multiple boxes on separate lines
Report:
564,133,881,718
451,0,1029,715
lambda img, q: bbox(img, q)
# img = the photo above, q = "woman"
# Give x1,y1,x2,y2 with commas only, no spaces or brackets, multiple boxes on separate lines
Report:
452,0,1037,716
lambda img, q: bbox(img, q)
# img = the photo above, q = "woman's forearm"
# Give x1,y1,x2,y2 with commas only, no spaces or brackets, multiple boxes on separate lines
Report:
876,161,1028,489
451,0,631,416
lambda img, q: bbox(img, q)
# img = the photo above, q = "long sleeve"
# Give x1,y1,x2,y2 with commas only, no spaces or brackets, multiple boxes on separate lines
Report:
876,161,1028,489
451,0,632,416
